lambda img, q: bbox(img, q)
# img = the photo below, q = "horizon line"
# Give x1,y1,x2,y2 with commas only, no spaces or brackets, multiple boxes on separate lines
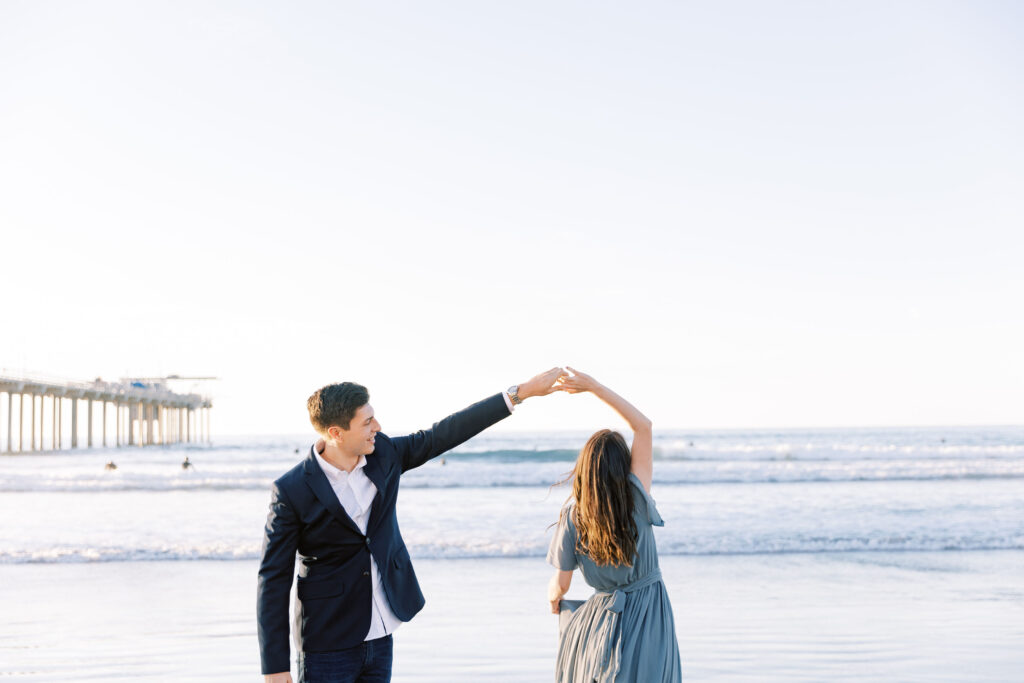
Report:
211,423,1024,439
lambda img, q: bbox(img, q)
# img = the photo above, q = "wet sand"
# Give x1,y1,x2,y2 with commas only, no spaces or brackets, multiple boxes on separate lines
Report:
1,551,1022,681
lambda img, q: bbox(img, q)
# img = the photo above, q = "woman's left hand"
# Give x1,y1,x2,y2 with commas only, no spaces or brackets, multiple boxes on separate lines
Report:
548,569,573,614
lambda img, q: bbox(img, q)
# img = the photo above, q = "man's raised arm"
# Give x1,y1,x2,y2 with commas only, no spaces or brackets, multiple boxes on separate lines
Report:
393,367,567,472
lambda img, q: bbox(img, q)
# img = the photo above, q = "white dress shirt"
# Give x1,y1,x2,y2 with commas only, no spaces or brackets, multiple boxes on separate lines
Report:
311,390,515,640
313,448,403,640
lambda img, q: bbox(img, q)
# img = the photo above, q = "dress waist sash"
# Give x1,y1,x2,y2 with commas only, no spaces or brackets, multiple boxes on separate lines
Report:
570,568,663,682
594,567,663,614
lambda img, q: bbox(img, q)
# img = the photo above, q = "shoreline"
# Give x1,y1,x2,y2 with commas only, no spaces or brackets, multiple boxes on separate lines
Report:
4,544,1024,565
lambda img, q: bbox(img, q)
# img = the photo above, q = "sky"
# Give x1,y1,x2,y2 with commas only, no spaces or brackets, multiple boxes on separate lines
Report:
1,1,1022,436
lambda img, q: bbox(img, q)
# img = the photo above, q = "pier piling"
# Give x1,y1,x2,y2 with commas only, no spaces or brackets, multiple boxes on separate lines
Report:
5,392,11,453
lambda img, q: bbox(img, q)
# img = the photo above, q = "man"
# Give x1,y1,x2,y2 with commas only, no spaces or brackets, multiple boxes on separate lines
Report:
258,368,567,682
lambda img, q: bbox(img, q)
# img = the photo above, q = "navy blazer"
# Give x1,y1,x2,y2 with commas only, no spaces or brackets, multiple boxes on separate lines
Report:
257,393,511,675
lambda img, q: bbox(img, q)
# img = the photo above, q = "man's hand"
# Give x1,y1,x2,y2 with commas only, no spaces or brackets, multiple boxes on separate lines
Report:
265,673,292,683
517,367,569,400
555,366,601,394
550,597,561,614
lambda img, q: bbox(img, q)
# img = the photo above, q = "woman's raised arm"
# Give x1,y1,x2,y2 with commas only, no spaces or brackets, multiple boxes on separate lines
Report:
558,367,653,492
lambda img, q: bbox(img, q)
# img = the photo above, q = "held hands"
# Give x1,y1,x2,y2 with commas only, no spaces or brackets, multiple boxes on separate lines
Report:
519,366,602,399
555,366,601,394
517,367,569,400
265,673,292,683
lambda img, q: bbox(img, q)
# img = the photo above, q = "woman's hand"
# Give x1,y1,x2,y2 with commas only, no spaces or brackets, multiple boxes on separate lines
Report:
548,569,573,614
556,366,601,394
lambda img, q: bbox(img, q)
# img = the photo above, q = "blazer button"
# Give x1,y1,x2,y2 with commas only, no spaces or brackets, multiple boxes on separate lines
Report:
363,571,370,576
365,537,371,546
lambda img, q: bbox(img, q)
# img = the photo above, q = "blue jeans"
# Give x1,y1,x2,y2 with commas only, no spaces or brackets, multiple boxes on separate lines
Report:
298,635,393,683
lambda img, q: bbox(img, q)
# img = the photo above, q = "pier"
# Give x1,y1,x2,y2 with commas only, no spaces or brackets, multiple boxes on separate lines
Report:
0,372,213,453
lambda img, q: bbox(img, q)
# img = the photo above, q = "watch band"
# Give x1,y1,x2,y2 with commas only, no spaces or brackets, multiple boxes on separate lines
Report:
507,385,523,405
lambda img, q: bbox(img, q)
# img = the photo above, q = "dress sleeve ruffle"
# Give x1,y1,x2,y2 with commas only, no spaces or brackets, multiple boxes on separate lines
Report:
547,504,579,570
628,473,664,527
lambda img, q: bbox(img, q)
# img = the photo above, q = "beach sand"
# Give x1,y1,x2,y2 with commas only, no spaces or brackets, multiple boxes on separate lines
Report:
1,551,1022,681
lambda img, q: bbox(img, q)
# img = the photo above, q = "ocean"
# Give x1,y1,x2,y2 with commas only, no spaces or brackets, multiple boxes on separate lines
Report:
2,426,1023,680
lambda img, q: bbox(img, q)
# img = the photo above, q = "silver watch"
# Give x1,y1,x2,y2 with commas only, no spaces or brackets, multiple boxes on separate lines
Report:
507,385,523,405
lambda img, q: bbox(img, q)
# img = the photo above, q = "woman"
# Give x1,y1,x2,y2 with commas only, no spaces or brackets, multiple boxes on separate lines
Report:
548,367,682,683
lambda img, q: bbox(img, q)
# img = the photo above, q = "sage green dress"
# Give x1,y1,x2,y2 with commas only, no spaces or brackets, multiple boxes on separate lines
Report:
547,474,682,683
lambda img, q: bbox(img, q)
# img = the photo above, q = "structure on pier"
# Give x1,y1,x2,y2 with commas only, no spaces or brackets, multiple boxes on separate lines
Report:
0,372,214,453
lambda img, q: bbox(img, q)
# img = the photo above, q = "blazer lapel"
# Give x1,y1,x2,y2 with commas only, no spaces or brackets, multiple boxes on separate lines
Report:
302,447,363,536
361,453,386,533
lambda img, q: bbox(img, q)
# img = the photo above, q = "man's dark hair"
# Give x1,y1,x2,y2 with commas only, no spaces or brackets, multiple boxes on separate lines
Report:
307,382,370,434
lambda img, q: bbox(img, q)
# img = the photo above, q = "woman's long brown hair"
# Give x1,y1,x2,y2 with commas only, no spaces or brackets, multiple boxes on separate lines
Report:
568,429,638,567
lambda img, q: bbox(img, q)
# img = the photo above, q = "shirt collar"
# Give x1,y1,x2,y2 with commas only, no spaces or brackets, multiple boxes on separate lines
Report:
312,443,367,481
